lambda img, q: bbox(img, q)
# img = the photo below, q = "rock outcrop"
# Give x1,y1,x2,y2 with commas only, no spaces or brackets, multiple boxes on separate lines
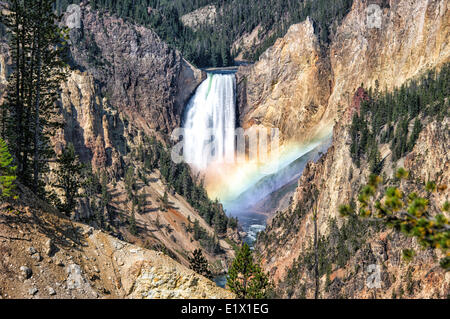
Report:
181,5,217,31
236,18,333,145
63,3,204,134
252,0,450,298
237,0,449,146
0,185,234,299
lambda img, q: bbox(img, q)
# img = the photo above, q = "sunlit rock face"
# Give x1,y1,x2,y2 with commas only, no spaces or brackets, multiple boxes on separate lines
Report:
181,5,217,31
237,0,449,148
236,18,333,147
57,70,124,173
325,0,450,125
251,0,450,298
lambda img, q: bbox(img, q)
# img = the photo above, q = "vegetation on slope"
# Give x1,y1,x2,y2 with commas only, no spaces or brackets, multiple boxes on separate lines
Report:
135,135,238,234
257,65,450,298
340,170,449,270
350,64,449,169
279,216,383,298
54,0,354,67
1,0,238,263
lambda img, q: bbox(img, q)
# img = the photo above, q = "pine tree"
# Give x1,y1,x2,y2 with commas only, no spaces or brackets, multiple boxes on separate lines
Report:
369,146,383,175
160,190,169,211
227,243,269,299
188,249,212,279
0,0,68,193
193,219,201,240
52,143,84,216
124,166,135,200
155,215,162,229
91,200,104,229
313,210,319,299
128,207,138,235
407,118,422,152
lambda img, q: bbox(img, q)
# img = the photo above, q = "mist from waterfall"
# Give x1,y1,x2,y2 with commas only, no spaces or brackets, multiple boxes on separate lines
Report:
183,73,236,170
182,71,333,212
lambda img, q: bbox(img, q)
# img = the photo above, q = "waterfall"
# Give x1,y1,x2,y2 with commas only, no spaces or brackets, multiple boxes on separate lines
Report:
183,73,236,170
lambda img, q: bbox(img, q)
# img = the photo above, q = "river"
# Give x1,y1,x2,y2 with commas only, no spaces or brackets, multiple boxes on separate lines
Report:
213,211,267,288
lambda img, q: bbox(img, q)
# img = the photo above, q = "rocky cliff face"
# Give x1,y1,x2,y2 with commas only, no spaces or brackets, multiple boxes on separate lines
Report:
64,3,204,135
237,0,449,146
324,0,449,124
252,0,450,298
257,116,449,299
0,185,234,299
2,2,205,174
236,18,333,145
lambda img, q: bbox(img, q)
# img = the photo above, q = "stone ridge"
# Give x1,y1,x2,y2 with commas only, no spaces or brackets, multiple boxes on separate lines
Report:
64,3,204,134
237,0,449,146
0,184,234,299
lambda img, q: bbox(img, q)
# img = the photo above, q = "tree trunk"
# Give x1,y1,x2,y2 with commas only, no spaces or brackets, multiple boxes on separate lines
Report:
25,5,38,188
19,11,27,180
32,0,43,193
13,3,23,175
314,210,319,299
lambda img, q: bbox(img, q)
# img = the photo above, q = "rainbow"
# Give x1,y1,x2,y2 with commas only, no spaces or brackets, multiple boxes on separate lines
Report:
203,128,333,209
182,71,334,212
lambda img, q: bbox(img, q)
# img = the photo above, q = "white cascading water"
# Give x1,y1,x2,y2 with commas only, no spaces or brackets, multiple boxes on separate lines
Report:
183,73,236,170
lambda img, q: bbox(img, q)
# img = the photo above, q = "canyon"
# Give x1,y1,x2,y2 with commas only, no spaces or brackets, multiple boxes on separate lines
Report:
0,0,449,299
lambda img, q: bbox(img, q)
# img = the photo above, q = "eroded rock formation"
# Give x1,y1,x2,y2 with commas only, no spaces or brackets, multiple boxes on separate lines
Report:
0,185,234,299
237,0,449,146
252,0,450,299
236,18,332,145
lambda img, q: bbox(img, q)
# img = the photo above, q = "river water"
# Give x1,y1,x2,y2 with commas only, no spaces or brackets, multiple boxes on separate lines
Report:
213,211,267,288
